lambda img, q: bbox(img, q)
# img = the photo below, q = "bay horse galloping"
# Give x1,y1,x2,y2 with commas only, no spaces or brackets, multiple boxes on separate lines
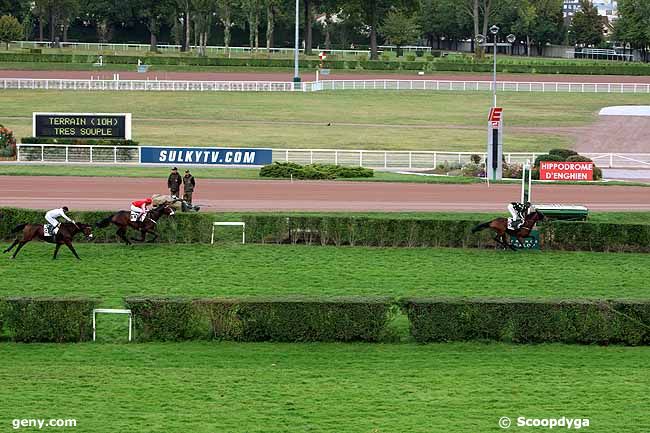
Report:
3,222,94,260
472,210,545,251
95,204,175,245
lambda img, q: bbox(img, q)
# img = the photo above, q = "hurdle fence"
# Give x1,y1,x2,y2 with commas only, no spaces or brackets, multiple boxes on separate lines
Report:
14,144,650,169
2,78,650,94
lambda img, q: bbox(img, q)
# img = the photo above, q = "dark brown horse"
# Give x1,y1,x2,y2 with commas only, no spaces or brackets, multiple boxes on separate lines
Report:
472,210,545,251
95,204,175,244
3,222,94,260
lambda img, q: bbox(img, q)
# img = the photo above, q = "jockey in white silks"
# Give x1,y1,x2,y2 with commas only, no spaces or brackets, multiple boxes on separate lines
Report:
44,207,75,235
507,201,531,230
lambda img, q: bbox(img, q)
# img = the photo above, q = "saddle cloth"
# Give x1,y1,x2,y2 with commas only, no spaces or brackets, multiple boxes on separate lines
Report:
508,218,522,230
44,224,57,237
130,211,139,222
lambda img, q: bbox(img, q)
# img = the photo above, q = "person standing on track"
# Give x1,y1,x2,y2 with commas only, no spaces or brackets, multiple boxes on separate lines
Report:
167,167,182,198
45,206,75,235
131,197,153,222
183,170,196,205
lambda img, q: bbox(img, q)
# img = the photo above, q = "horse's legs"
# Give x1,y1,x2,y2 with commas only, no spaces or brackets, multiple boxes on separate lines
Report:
53,243,62,259
117,227,131,245
64,240,81,260
146,230,158,243
11,241,28,259
3,239,19,253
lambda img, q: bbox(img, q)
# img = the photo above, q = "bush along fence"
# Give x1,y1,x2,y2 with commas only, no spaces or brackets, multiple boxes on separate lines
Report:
3,296,649,345
401,298,650,346
124,297,397,342
1,208,650,252
2,297,100,342
3,51,650,75
20,137,139,146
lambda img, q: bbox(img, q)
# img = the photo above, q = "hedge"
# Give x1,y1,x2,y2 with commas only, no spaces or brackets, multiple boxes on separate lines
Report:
2,51,650,75
3,297,100,342
2,208,650,252
125,297,396,342
20,137,138,146
401,298,650,345
259,162,373,180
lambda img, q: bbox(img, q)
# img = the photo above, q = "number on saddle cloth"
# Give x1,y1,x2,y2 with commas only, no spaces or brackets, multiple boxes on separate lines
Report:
44,224,57,238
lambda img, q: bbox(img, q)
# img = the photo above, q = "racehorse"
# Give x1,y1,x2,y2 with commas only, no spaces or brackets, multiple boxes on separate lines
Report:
3,222,94,260
95,203,175,244
472,210,545,251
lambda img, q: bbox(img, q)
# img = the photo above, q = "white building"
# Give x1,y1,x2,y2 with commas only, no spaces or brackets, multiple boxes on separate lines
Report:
563,0,618,20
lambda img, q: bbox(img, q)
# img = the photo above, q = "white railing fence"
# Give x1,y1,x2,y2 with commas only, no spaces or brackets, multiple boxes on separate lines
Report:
15,144,650,169
3,78,650,94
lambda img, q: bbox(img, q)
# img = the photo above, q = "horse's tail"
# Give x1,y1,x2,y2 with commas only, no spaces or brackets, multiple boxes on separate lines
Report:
471,221,492,233
11,223,27,233
96,215,114,228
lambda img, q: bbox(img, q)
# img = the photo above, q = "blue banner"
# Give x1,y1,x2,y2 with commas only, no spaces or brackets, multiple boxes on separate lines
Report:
140,146,273,166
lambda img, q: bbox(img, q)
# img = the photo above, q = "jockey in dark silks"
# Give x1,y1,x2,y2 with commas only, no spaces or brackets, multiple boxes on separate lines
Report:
507,201,531,230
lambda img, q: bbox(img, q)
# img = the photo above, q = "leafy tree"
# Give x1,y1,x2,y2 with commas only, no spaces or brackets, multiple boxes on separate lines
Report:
135,0,175,51
216,0,237,48
570,0,603,46
80,0,138,43
241,0,260,50
615,0,650,61
192,0,216,54
419,0,471,49
379,9,420,55
0,14,21,49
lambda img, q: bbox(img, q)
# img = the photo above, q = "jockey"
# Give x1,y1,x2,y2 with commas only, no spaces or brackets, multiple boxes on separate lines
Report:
131,197,153,222
507,201,530,230
45,206,75,235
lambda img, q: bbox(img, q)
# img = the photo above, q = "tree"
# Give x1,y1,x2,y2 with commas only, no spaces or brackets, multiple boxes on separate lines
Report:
135,0,175,51
615,0,650,61
342,0,416,60
419,0,471,50
570,0,604,47
241,0,260,50
80,0,138,43
0,14,22,49
192,0,217,55
216,0,236,48
379,9,420,55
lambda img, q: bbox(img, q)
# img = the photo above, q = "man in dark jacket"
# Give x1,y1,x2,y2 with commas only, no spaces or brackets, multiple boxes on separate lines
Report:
183,169,196,205
167,167,182,197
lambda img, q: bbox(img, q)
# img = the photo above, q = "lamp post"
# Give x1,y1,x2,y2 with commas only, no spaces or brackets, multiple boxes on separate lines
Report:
476,27,516,107
293,0,301,89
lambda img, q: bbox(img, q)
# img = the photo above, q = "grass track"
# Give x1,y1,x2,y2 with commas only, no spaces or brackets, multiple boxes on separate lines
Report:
0,341,647,433
1,244,648,306
3,90,649,151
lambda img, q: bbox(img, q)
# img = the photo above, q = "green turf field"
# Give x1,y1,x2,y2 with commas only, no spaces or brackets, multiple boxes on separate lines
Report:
1,244,648,306
3,90,648,151
0,341,646,433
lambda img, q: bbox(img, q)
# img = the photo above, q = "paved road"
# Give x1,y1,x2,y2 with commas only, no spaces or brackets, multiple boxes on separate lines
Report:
2,176,649,212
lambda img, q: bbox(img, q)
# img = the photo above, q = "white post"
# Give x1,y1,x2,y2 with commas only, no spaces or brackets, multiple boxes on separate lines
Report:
65,146,69,163
128,314,132,342
41,145,44,162
92,311,96,341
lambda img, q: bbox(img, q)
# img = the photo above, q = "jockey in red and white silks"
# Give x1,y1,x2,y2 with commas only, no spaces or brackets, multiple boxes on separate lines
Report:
131,198,152,222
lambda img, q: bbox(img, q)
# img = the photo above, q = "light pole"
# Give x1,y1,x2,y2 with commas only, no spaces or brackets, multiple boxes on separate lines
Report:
476,27,516,107
293,0,300,89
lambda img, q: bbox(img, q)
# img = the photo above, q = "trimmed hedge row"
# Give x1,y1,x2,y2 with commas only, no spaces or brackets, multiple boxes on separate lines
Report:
125,297,396,342
401,298,650,345
2,296,650,345
2,52,650,75
259,162,374,180
2,208,650,252
2,297,99,342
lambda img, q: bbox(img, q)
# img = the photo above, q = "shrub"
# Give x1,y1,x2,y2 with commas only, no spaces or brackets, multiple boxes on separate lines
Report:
405,54,416,61
502,162,523,179
126,296,396,342
4,297,100,342
0,124,16,157
461,162,482,177
566,155,593,163
401,298,650,345
549,148,579,159
470,154,482,164
259,162,373,180
533,153,565,167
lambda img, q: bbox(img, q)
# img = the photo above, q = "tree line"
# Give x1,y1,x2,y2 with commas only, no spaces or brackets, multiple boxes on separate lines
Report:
0,0,648,60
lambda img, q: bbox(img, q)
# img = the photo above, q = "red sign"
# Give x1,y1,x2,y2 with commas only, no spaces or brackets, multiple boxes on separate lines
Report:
488,107,503,128
540,161,594,181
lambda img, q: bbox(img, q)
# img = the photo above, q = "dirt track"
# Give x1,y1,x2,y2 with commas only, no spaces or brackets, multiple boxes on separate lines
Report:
3,69,650,83
2,176,649,212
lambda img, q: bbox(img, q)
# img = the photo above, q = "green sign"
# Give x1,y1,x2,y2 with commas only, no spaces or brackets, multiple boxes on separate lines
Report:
510,229,540,250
